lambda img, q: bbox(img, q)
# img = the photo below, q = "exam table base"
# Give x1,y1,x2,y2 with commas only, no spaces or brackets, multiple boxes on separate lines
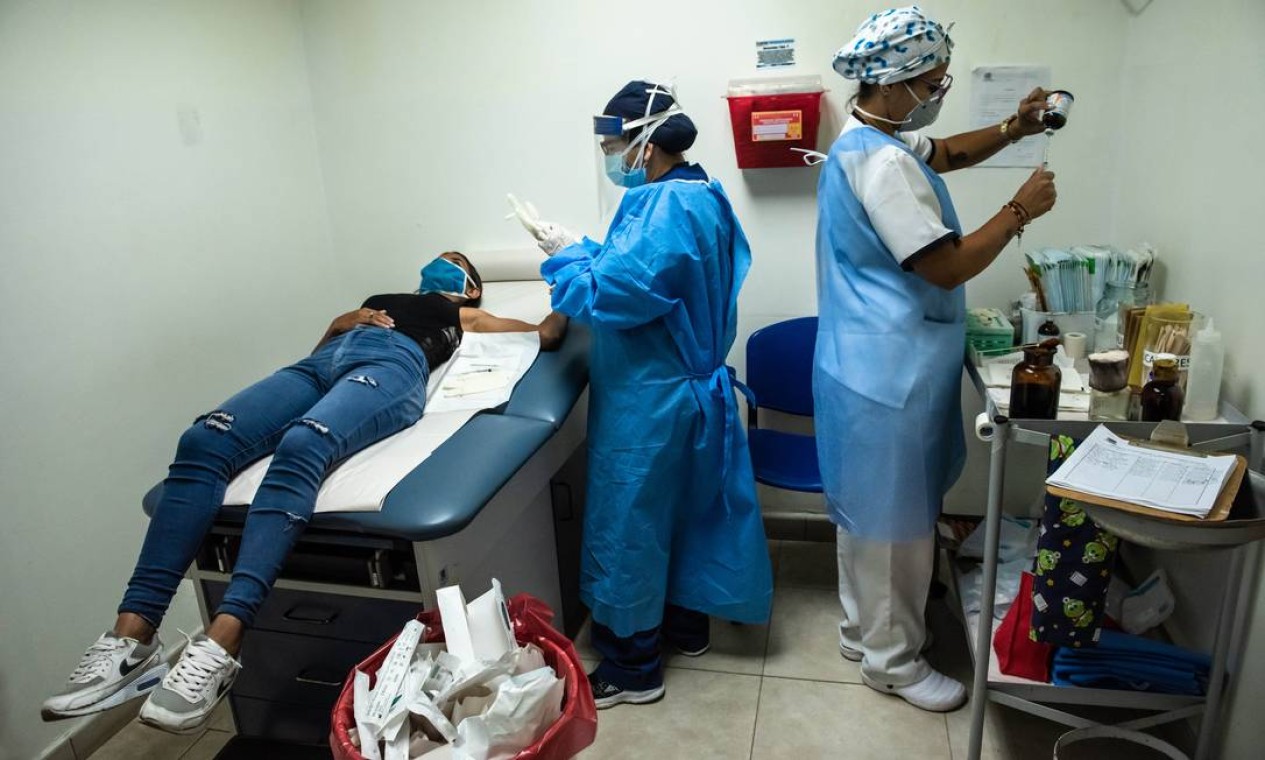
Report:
213,736,330,759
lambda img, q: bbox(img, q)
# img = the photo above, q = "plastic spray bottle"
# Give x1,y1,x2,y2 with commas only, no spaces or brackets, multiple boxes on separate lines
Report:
1183,319,1225,421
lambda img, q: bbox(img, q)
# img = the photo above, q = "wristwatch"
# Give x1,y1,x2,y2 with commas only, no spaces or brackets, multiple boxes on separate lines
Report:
1000,115,1023,144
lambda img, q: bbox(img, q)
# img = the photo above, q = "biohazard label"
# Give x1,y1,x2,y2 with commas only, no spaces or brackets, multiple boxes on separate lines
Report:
751,110,803,142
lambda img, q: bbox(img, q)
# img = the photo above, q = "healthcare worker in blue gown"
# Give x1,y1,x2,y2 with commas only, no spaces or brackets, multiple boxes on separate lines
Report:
815,7,1057,712
512,81,772,709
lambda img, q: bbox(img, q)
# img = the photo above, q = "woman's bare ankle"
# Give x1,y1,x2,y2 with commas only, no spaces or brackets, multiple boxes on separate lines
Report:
206,614,245,657
113,613,156,644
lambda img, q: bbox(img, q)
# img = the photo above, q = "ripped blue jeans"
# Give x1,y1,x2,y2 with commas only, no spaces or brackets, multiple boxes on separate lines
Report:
120,326,429,628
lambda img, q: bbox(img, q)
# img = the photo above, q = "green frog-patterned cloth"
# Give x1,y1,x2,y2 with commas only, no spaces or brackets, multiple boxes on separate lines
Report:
1029,435,1120,648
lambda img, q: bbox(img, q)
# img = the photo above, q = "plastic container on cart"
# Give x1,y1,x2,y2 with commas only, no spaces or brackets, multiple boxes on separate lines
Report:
725,75,825,169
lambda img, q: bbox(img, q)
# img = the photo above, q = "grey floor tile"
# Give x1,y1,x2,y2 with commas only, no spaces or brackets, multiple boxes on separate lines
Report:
578,668,760,759
924,596,977,682
776,540,837,588
178,730,233,760
665,618,768,676
571,617,598,662
947,701,1070,760
752,677,951,759
573,610,769,677
767,539,782,579
87,721,202,759
763,585,861,684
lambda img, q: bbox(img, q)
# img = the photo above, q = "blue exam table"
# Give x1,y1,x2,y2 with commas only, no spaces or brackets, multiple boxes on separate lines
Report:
140,323,591,749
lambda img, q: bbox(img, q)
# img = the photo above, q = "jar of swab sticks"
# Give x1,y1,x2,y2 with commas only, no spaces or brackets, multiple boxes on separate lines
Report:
1141,311,1205,389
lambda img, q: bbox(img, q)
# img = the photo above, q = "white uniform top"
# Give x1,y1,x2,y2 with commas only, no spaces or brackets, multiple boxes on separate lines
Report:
837,115,955,267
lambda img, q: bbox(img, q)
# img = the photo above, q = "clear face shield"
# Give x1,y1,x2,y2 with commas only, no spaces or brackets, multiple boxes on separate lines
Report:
591,84,683,225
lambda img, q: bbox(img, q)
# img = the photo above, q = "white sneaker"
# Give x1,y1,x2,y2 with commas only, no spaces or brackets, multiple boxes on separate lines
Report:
139,632,240,734
42,632,166,720
839,639,863,662
862,668,967,712
839,630,934,663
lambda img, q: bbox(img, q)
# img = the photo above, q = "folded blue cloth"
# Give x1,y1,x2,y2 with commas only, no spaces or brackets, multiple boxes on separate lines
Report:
1052,630,1210,696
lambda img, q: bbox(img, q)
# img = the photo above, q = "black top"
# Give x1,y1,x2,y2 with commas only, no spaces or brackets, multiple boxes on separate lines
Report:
361,292,462,369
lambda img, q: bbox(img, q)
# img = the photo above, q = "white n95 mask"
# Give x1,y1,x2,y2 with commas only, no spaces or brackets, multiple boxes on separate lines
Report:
899,83,945,131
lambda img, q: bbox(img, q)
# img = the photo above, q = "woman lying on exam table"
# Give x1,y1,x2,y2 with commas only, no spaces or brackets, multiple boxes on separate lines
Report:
42,251,568,734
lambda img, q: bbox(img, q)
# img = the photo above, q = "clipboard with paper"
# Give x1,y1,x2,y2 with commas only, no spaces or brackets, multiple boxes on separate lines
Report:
1046,424,1247,523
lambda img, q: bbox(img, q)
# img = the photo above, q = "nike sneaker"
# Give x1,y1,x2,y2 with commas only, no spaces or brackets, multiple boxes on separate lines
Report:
138,632,240,734
42,632,165,720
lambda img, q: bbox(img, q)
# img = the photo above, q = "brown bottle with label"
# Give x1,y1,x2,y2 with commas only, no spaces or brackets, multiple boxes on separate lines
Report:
1009,340,1062,419
1141,354,1185,422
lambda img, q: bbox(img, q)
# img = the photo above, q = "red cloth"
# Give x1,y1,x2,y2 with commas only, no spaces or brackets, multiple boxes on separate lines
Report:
993,572,1055,683
330,594,597,760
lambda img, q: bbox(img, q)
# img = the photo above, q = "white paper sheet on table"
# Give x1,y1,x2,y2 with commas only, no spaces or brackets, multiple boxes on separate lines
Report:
1046,425,1238,518
222,281,550,513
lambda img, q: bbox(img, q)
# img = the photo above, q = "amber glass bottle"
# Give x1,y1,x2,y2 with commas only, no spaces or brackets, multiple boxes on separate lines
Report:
1141,354,1185,422
1009,340,1062,419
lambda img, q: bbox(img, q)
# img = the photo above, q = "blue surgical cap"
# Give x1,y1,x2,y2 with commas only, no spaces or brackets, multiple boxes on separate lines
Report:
833,6,954,85
603,80,698,154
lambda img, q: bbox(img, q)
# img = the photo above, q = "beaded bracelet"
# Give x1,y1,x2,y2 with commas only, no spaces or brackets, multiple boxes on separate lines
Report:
1004,200,1030,231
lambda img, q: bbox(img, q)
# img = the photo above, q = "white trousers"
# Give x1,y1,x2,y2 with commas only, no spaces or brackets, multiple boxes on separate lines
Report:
836,526,935,687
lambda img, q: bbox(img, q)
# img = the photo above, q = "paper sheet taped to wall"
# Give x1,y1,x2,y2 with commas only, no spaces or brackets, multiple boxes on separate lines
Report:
969,65,1050,168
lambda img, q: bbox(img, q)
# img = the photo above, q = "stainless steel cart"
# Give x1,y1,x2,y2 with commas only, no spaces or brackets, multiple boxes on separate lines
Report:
962,360,1265,760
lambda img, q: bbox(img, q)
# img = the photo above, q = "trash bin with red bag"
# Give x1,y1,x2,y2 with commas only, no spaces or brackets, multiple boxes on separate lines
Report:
329,594,597,760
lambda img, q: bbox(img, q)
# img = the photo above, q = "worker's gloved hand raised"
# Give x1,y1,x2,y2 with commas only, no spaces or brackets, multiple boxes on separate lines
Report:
1012,167,1057,220
507,194,579,256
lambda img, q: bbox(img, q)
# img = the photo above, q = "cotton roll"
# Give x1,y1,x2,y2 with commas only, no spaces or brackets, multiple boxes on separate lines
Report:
1063,332,1088,361
974,412,996,442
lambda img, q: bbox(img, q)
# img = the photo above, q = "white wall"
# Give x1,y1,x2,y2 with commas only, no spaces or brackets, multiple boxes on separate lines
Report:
295,0,1134,517
0,2,336,758
295,0,1127,345
1109,1,1265,757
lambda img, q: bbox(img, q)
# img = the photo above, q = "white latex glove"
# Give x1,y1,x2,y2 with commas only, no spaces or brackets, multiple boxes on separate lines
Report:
506,193,578,256
535,221,578,255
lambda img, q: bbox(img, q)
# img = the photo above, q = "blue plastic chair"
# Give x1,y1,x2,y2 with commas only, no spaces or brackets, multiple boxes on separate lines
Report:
733,317,822,493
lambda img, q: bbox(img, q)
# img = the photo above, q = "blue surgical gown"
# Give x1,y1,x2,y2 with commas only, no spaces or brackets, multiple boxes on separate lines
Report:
813,126,967,543
542,163,773,637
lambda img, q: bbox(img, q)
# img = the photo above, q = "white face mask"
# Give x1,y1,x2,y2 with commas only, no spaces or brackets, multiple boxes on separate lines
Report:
854,75,950,132
899,83,945,131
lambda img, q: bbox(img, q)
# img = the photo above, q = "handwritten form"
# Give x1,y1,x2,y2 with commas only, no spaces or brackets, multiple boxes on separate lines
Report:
1046,425,1237,518
969,66,1050,168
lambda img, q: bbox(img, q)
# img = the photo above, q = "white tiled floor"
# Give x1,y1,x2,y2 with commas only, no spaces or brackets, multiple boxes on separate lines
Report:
90,540,1192,759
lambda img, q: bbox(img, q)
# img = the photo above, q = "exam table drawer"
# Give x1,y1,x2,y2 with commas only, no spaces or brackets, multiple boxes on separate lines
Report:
204,582,420,644
235,630,376,707
230,695,331,745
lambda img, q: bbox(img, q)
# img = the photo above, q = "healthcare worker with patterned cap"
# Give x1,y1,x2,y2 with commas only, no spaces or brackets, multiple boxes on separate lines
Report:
815,7,1056,712
512,81,772,709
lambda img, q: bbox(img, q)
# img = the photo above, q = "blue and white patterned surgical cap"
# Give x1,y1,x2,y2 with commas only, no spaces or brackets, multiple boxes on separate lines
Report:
832,6,954,85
